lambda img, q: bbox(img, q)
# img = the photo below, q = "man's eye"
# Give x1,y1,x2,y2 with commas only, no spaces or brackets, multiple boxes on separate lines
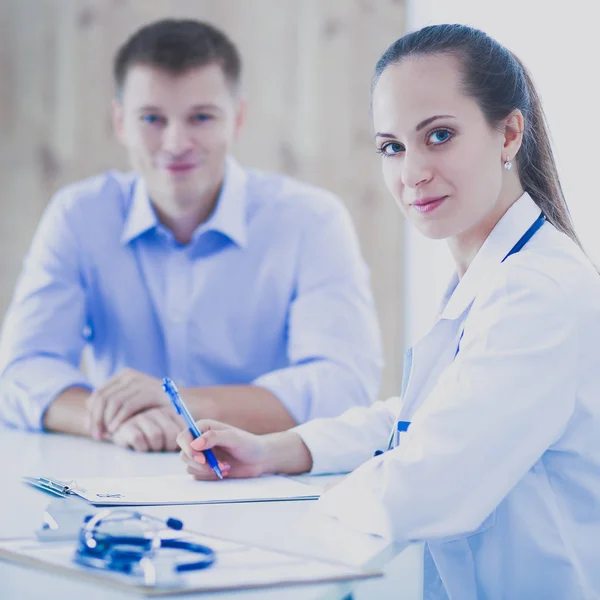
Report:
141,115,164,125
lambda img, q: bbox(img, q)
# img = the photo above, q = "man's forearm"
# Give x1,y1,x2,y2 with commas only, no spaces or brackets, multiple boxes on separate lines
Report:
42,386,91,436
185,385,297,434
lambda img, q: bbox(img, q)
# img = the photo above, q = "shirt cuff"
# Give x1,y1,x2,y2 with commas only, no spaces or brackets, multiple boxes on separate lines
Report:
293,419,338,474
292,418,369,475
0,358,91,431
252,361,372,425
251,364,317,424
292,397,400,475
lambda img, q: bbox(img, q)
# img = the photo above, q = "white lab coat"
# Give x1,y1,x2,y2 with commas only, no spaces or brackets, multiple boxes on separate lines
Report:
295,193,600,599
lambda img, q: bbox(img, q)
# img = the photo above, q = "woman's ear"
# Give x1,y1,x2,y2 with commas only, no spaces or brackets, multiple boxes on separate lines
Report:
503,109,524,160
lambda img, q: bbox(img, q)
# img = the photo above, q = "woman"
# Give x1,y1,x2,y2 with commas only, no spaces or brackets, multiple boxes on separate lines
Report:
178,24,600,599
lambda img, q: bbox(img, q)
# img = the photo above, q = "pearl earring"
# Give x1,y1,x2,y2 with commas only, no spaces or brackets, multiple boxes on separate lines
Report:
504,156,512,171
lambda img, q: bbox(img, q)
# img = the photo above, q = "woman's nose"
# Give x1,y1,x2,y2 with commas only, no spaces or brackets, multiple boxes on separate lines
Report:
401,150,433,189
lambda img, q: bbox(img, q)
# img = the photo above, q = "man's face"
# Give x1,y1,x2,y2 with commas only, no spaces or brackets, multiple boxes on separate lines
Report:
113,63,244,214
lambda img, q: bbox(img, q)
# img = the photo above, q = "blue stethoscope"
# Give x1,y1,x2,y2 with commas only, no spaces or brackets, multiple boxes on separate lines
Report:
74,509,215,584
376,211,546,455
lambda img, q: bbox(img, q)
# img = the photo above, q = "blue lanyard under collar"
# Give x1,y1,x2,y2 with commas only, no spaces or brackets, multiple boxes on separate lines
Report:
501,212,545,262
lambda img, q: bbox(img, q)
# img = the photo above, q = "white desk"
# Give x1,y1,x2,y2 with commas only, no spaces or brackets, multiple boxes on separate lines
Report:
0,428,423,599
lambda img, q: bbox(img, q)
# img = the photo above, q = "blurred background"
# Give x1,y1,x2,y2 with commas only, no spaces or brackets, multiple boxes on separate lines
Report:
1,0,598,400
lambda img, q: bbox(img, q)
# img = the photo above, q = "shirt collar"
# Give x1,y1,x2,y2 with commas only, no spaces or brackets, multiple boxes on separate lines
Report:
120,157,248,248
120,177,158,245
438,192,543,320
192,157,248,248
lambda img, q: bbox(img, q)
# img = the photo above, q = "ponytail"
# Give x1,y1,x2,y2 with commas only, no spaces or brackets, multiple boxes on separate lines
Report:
514,58,582,246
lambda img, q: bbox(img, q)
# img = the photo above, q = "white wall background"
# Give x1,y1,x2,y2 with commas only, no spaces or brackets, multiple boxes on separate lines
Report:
403,0,600,345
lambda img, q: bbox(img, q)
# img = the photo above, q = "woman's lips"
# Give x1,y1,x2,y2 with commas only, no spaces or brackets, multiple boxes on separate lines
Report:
411,196,447,214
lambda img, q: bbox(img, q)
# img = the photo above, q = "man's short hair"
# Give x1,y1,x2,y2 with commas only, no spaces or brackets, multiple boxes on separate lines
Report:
113,19,242,97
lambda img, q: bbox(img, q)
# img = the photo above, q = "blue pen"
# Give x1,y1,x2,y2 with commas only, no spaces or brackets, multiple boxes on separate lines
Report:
162,378,223,480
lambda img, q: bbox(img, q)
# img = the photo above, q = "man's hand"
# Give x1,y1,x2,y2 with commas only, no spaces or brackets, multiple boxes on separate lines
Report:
111,406,183,452
87,369,168,439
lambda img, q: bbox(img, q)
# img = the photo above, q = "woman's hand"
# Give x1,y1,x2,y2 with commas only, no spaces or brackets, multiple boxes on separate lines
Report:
177,420,314,480
177,420,269,479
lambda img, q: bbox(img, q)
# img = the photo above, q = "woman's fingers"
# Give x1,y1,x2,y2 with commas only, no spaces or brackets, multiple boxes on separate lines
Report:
177,420,236,455
180,450,230,480
190,427,240,453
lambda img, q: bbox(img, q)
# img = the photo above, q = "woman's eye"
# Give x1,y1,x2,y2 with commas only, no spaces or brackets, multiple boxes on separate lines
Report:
381,142,404,156
428,129,452,144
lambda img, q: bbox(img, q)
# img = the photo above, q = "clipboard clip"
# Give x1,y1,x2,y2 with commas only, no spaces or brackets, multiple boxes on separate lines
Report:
23,476,81,498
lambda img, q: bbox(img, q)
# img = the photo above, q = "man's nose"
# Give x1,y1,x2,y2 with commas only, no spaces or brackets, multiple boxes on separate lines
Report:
162,121,193,155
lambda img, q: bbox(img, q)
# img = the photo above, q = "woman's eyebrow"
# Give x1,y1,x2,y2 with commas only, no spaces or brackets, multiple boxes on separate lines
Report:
415,114,455,131
375,114,456,139
374,131,396,139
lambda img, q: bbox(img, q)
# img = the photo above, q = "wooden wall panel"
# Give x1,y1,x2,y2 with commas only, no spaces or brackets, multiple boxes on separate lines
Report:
0,0,406,398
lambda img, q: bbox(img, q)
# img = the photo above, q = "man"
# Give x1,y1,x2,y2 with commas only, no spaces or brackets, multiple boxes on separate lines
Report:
0,19,382,451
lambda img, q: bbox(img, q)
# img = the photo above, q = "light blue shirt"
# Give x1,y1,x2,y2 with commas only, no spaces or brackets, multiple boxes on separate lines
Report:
0,159,383,430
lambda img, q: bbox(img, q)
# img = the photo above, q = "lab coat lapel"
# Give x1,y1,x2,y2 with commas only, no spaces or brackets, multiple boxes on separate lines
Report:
398,311,469,422
439,193,542,321
400,193,544,422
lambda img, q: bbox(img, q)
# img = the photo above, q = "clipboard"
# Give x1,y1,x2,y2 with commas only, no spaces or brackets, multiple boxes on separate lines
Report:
23,474,322,506
0,532,382,596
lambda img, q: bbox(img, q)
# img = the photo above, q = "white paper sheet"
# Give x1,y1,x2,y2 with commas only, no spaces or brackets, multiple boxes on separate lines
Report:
62,474,321,506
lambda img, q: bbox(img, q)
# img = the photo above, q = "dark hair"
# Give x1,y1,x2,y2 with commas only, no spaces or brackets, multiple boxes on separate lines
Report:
373,24,582,247
113,19,242,97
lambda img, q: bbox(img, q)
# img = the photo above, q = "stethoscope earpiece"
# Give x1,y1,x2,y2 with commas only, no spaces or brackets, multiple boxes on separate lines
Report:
165,517,183,530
